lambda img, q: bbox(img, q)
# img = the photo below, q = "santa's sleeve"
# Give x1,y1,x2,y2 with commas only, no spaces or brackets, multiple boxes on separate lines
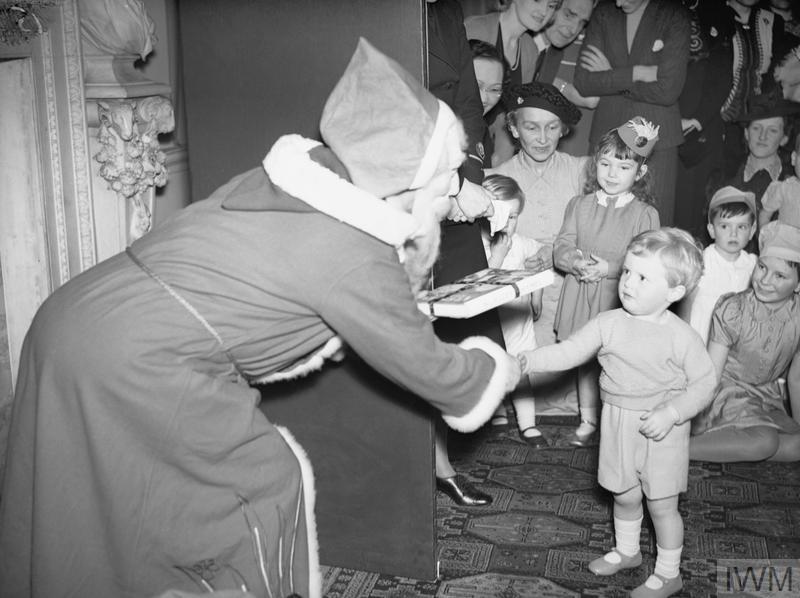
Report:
319,253,515,432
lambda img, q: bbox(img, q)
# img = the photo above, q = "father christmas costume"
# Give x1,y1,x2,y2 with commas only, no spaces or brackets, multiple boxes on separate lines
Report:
0,39,514,598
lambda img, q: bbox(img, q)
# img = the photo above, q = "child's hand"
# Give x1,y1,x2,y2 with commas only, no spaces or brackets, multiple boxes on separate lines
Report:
572,257,593,278
525,244,554,271
516,351,533,375
489,232,512,267
639,404,680,441
578,254,609,282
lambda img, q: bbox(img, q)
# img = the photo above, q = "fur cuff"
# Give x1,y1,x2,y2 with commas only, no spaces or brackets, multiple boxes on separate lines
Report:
442,336,515,433
253,336,344,384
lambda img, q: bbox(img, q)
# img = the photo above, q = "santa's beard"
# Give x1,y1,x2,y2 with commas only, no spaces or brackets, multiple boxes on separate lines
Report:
402,208,442,295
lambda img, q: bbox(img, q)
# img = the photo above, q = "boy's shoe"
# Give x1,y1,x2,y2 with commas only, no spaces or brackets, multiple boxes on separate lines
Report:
568,420,598,447
588,549,642,575
630,573,683,598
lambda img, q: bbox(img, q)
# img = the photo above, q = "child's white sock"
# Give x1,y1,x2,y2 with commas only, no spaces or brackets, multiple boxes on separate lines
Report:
576,407,598,435
653,545,682,579
514,397,537,432
614,515,642,557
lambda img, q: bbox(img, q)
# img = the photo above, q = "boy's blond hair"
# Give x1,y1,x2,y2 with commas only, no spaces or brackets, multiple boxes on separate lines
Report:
627,228,704,292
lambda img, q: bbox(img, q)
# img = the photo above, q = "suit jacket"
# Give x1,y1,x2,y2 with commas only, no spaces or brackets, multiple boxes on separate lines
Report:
464,11,540,84
573,0,691,149
428,0,486,183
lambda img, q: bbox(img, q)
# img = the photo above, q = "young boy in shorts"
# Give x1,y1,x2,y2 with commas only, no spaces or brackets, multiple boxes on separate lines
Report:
518,228,717,598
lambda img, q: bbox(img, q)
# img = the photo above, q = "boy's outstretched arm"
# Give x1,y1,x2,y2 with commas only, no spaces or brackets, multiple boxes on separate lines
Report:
517,317,602,375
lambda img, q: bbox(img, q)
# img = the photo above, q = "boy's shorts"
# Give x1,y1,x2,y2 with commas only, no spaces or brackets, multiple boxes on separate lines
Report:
598,403,690,499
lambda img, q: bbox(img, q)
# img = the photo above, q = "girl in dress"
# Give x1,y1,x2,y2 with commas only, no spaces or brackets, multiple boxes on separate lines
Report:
691,221,800,462
554,117,661,446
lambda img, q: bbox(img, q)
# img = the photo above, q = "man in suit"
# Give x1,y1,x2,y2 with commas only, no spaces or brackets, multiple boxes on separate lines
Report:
573,0,691,226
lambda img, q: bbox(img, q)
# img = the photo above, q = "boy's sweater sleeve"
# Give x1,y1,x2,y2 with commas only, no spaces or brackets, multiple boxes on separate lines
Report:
668,333,717,423
519,317,603,373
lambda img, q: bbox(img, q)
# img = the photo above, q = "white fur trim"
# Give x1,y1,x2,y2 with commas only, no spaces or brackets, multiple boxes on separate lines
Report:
442,336,516,433
253,336,344,385
276,425,320,598
409,100,457,190
263,135,421,248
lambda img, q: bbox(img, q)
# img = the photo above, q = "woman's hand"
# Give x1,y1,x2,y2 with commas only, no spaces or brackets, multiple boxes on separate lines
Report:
580,45,612,72
450,180,494,221
525,244,554,271
681,118,702,134
639,403,680,441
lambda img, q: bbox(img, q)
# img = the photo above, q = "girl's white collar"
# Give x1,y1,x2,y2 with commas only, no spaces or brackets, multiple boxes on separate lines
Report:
596,190,635,208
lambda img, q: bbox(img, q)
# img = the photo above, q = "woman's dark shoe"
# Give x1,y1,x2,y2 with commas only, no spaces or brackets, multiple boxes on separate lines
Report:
520,426,549,448
436,475,493,506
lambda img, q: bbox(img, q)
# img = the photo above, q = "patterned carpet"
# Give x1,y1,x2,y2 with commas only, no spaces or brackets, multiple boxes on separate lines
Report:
320,415,800,598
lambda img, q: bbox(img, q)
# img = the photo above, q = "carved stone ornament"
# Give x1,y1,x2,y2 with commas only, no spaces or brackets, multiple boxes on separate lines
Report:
0,1,57,45
94,95,175,239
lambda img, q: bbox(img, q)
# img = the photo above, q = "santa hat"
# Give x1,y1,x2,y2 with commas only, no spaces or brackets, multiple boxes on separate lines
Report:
320,37,459,198
759,221,800,263
617,116,660,158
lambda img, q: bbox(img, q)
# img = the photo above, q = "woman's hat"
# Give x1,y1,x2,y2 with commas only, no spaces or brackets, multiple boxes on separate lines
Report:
735,87,800,123
501,82,581,126
617,116,659,158
319,37,458,198
759,221,800,263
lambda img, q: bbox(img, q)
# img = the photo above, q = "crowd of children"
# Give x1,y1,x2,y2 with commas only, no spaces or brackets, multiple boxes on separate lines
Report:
474,98,800,597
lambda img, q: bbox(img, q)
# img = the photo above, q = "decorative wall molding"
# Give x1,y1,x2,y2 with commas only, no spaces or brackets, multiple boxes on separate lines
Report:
94,95,174,241
0,1,57,46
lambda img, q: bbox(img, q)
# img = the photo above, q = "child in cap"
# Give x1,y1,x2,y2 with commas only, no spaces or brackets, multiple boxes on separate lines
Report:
679,186,757,344
759,131,800,229
553,116,661,447
519,228,716,598
691,220,800,463
481,174,547,446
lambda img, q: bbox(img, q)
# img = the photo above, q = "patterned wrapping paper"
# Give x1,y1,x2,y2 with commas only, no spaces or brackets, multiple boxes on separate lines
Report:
417,267,554,319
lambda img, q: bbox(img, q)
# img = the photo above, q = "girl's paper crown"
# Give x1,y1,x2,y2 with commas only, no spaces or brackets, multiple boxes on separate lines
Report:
617,117,660,158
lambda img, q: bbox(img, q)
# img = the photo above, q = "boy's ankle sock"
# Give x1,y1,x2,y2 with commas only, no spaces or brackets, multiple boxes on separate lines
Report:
614,515,643,557
653,545,682,579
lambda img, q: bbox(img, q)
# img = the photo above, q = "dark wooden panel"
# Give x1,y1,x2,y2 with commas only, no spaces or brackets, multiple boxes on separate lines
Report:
259,357,437,579
178,0,426,199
